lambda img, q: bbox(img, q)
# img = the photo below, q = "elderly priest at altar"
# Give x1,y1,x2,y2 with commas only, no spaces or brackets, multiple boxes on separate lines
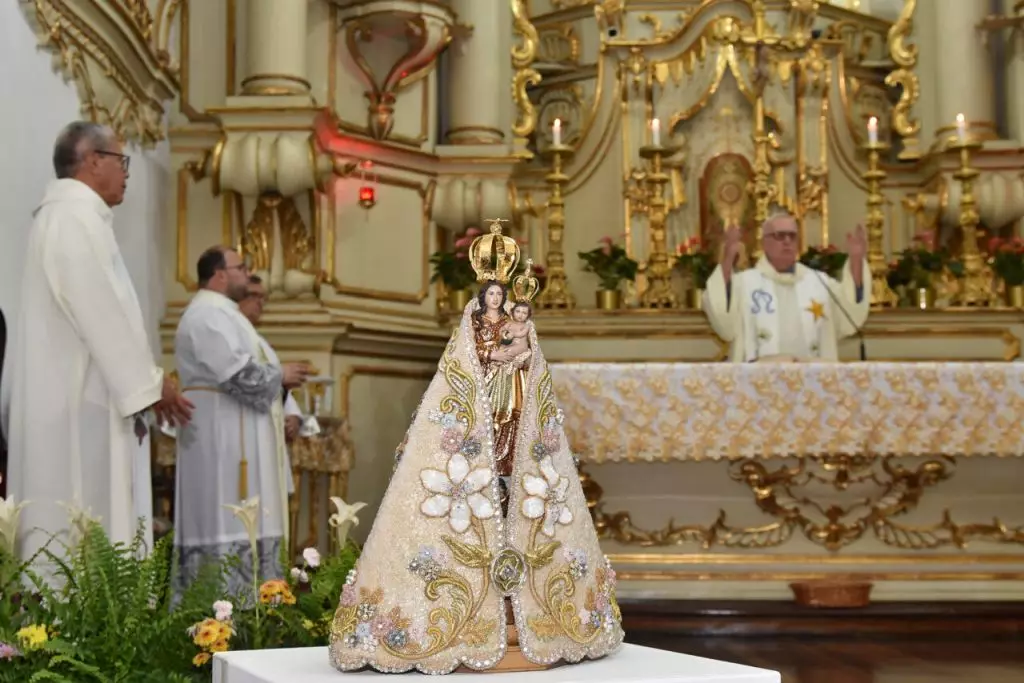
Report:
703,211,870,362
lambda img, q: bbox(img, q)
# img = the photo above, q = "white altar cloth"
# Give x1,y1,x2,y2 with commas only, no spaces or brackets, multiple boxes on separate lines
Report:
212,644,780,682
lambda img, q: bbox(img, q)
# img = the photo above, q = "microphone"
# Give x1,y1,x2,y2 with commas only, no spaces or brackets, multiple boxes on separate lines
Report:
811,266,867,361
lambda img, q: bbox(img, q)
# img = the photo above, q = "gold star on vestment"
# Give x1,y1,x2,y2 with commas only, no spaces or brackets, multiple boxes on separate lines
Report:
806,299,826,321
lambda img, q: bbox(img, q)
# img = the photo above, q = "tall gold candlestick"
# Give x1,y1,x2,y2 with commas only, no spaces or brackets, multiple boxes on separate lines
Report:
638,144,678,308
536,144,576,309
948,138,991,306
862,140,897,307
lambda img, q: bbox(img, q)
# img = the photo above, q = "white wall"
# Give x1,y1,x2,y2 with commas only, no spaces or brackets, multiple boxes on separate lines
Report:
0,4,168,351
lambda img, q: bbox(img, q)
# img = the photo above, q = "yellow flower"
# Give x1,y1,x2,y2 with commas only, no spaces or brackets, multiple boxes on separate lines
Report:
193,652,211,667
259,579,296,606
209,638,230,653
302,619,315,631
192,618,221,648
16,624,48,651
216,621,234,640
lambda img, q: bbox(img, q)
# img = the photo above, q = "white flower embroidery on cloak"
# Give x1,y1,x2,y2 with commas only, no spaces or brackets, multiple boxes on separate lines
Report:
420,453,495,533
521,456,573,537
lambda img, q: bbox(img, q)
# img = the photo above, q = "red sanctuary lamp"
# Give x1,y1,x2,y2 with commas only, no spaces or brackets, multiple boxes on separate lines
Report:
358,160,376,209
358,185,376,209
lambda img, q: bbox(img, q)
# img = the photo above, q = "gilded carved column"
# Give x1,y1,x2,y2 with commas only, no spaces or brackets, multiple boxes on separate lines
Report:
445,0,509,145
929,0,996,142
241,0,311,96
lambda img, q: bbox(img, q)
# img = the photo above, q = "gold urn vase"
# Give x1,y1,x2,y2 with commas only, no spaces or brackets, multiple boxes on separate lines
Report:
686,288,704,310
1006,284,1024,309
596,289,622,310
914,287,936,310
448,288,472,312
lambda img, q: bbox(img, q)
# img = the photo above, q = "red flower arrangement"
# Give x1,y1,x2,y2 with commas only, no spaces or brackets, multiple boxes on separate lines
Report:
987,236,1024,287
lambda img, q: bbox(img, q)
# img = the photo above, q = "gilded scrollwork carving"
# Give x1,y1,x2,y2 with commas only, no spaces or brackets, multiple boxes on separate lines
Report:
798,167,827,216
241,194,318,297
25,0,181,147
883,0,921,159
583,457,1024,552
511,0,541,151
243,196,275,275
279,196,314,273
537,24,580,65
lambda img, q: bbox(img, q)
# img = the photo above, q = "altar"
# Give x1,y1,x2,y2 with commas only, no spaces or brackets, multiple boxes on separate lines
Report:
548,361,1024,601
212,645,780,683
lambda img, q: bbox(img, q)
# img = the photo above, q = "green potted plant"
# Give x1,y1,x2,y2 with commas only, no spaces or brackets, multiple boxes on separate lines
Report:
578,236,639,310
673,237,716,309
429,227,480,311
799,244,848,280
988,236,1024,308
886,232,962,309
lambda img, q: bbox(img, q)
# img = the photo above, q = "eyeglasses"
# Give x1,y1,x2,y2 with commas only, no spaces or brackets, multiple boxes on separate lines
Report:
766,231,799,243
96,150,130,172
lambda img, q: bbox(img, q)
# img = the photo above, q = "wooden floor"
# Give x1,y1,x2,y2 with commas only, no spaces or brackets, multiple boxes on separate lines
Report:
632,638,1024,683
623,600,1024,683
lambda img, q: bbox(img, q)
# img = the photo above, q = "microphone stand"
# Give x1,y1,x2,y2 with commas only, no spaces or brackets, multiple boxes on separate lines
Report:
812,267,867,361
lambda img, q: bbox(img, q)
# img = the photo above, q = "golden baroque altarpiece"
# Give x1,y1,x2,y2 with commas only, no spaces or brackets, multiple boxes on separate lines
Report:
20,0,1024,598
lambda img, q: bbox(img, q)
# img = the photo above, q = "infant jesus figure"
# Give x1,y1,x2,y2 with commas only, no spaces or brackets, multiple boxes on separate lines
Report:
487,302,533,382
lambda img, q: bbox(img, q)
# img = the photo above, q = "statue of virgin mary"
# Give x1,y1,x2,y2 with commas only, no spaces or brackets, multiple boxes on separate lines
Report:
329,221,624,674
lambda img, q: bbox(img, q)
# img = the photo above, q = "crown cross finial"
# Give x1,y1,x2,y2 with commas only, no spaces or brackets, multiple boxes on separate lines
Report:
485,217,509,234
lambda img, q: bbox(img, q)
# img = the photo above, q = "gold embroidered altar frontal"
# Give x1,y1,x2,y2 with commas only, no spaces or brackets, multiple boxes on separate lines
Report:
550,363,1024,462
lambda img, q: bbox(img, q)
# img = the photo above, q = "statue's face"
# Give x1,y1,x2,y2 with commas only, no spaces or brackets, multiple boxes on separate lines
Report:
512,306,529,322
485,284,504,311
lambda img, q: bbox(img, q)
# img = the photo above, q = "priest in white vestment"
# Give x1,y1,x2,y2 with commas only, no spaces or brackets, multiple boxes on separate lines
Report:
703,212,870,362
173,247,309,597
0,122,193,562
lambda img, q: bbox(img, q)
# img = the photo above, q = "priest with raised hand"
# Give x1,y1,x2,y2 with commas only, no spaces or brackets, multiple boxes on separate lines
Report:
172,247,309,596
1,121,194,561
703,211,870,362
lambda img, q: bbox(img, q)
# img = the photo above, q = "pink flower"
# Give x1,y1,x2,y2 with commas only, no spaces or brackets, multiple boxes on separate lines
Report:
601,244,612,256
341,584,357,606
371,615,394,637
0,643,20,660
598,236,613,245
465,227,482,237
455,251,467,259
440,428,462,454
454,236,473,248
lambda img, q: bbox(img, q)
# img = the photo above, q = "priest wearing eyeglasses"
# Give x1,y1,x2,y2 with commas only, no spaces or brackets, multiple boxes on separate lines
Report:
1,121,194,562
702,211,870,363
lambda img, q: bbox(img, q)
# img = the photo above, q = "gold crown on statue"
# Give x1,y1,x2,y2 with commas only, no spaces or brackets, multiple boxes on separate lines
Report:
470,218,520,283
512,258,540,303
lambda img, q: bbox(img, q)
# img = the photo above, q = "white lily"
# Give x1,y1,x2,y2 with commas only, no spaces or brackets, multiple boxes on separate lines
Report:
223,497,263,552
59,501,101,549
0,496,30,556
223,497,263,610
328,497,367,549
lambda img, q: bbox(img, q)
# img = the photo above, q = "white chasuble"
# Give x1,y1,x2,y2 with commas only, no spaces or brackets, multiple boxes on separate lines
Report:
172,289,288,597
703,257,871,362
1,179,162,562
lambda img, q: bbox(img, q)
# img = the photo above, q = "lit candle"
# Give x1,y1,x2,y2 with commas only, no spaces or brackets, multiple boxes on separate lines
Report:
867,116,878,145
956,113,967,141
651,118,661,147
552,118,562,146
